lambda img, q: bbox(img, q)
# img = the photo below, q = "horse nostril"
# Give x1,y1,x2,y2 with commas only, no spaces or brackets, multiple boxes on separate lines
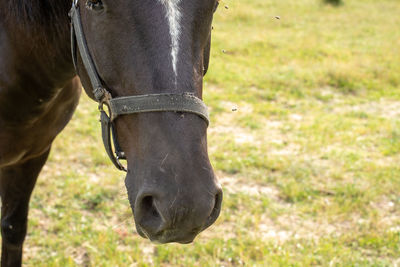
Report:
142,196,161,218
204,189,223,229
136,195,165,237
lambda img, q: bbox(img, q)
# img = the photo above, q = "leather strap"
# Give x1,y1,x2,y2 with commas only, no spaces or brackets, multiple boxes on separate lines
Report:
100,111,127,171
109,93,209,124
70,4,106,101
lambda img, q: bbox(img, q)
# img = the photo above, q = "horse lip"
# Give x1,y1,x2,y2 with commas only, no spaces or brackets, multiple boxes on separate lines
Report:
176,238,194,244
150,229,197,244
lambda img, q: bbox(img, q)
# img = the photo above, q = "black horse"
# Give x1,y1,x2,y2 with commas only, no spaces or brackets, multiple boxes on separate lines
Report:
0,0,222,266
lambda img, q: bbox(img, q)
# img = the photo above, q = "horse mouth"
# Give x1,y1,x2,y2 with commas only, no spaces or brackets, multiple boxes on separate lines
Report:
136,225,198,244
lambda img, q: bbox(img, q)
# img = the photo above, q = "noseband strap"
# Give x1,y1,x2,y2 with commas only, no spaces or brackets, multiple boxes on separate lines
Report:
109,93,209,122
69,2,209,171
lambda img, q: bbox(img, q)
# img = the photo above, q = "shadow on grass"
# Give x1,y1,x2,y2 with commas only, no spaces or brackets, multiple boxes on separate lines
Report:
323,0,343,6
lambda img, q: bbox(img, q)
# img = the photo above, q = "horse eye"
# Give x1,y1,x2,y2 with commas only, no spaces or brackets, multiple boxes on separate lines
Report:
86,0,104,11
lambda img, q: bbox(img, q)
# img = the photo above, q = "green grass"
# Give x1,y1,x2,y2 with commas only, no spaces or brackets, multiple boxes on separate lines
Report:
20,0,400,265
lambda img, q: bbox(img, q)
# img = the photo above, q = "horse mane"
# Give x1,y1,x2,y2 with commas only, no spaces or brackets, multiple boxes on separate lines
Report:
1,0,71,44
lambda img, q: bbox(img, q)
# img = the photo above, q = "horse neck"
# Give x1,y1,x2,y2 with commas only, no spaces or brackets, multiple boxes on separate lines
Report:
1,0,75,87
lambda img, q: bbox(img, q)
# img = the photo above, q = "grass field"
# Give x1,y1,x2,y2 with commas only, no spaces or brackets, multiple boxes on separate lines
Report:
21,0,400,266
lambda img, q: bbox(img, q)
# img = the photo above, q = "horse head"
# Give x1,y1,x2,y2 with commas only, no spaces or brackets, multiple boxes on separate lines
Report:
72,0,222,244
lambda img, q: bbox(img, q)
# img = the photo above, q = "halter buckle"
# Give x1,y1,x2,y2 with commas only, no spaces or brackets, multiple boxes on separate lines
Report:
98,89,114,118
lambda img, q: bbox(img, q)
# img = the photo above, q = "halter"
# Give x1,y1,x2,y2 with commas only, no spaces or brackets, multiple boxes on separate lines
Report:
69,1,209,172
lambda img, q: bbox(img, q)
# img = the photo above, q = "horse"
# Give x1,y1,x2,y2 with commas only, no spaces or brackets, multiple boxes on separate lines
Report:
0,0,222,266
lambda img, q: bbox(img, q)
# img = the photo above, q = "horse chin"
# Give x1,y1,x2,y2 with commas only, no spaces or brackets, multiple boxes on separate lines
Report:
136,223,198,244
136,220,201,244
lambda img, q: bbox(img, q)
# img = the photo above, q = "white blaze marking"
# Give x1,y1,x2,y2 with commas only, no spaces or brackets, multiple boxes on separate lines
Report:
159,0,182,83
